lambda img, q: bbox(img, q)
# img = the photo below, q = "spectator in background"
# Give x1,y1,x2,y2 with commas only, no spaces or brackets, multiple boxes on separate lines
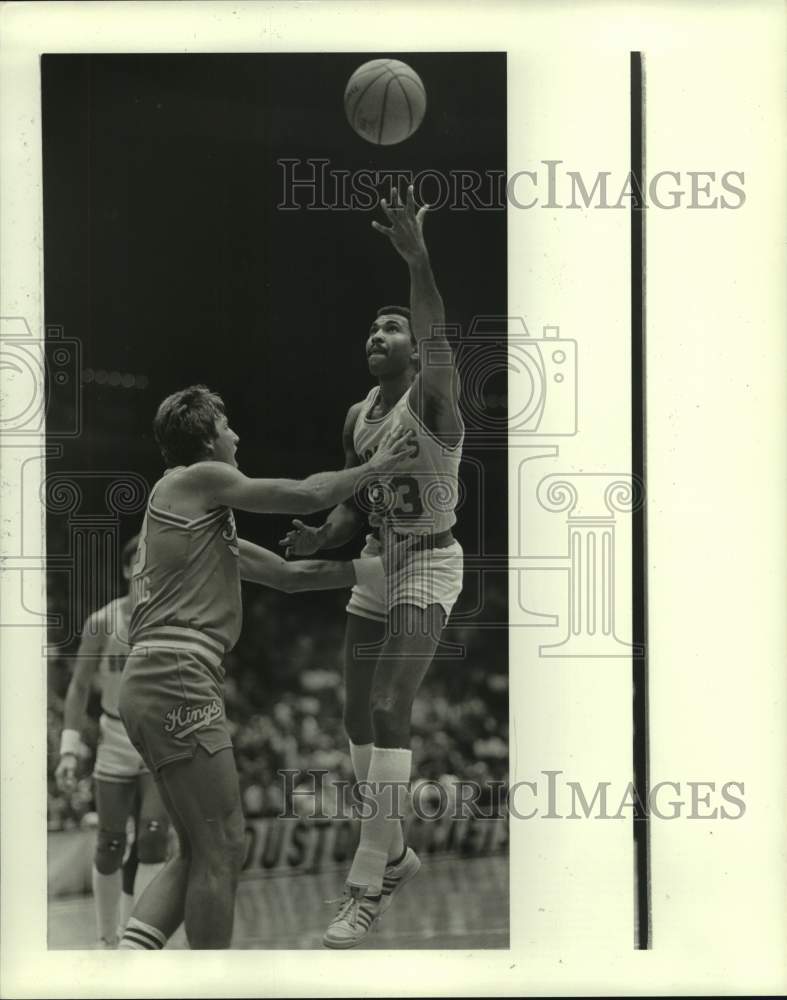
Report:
48,577,509,831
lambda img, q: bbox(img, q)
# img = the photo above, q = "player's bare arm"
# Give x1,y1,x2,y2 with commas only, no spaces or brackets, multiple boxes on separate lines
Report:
160,423,412,517
54,610,107,792
278,401,366,557
239,538,385,594
373,183,462,445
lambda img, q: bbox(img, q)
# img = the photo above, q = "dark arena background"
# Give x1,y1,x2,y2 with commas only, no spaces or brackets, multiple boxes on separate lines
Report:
42,53,508,948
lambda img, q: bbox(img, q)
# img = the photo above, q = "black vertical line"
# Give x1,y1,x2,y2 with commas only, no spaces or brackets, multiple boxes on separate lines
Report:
631,50,651,950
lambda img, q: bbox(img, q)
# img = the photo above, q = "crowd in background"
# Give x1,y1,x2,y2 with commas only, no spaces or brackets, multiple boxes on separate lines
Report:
47,576,508,831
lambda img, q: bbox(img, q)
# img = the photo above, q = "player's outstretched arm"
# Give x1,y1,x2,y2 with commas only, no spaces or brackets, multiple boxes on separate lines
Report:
54,612,106,793
191,424,412,516
239,538,383,594
279,403,365,557
373,184,462,441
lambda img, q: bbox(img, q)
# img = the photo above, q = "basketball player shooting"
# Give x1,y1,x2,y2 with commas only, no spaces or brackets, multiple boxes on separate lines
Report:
280,184,464,947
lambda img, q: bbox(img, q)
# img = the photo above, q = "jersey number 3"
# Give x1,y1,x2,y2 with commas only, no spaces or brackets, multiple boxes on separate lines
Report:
390,475,423,518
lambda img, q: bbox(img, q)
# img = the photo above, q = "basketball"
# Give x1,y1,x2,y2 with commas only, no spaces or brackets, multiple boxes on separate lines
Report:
344,59,426,146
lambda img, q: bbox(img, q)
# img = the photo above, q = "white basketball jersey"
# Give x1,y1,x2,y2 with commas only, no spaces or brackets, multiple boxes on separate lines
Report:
96,597,132,717
352,384,463,535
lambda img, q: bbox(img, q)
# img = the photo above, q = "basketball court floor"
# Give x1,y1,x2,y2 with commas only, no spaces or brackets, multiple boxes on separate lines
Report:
48,853,509,950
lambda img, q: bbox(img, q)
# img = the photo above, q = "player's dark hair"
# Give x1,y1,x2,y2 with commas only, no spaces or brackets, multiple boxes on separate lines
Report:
153,384,227,467
376,304,411,322
121,534,139,570
376,305,416,348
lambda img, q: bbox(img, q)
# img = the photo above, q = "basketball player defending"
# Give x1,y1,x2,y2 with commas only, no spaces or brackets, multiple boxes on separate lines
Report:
281,186,464,947
55,535,171,948
115,387,411,950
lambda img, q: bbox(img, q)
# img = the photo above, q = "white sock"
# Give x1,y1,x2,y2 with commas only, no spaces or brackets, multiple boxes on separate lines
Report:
118,916,167,950
349,741,373,782
119,892,135,934
133,861,165,900
348,747,412,894
350,742,405,863
92,865,121,943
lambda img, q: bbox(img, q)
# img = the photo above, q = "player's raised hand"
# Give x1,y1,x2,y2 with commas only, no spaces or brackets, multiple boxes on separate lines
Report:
278,519,327,558
372,184,429,263
368,425,415,472
55,753,78,794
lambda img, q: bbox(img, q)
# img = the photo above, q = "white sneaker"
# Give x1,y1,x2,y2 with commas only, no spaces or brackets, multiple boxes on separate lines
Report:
322,884,382,949
380,846,421,916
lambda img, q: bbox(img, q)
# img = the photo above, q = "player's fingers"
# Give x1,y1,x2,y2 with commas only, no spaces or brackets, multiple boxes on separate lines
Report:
406,184,418,218
291,519,306,529
384,425,407,444
401,429,417,452
389,188,407,221
371,220,394,235
376,428,399,454
389,431,413,454
379,198,398,223
416,204,429,229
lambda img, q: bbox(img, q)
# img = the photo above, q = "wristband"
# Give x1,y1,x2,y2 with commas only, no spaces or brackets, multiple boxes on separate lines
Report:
352,557,384,590
60,729,80,757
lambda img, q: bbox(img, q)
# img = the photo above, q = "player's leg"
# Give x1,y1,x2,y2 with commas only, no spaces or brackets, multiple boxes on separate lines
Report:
155,746,246,949
342,537,388,789
118,647,243,949
92,778,137,947
121,774,190,948
119,823,138,932
132,772,171,899
324,603,444,948
349,602,445,891
343,611,411,863
343,611,382,775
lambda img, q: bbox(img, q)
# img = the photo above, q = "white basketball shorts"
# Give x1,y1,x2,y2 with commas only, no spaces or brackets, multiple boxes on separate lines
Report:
93,712,149,783
346,532,464,624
